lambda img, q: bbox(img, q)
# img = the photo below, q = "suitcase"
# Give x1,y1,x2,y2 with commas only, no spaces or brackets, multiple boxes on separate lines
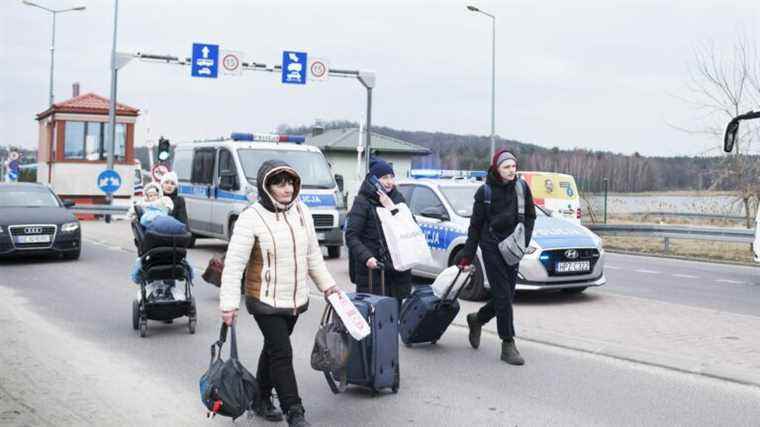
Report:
399,267,473,346
325,263,400,395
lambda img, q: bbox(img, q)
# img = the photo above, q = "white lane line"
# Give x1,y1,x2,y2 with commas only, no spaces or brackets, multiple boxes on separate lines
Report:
635,269,661,274
716,279,745,285
672,274,699,279
605,265,622,270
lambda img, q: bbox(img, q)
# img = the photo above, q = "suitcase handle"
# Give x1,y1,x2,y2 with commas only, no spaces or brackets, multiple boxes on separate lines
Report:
367,262,386,296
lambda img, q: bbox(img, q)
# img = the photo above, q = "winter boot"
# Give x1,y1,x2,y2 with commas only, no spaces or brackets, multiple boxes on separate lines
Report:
286,404,310,427
467,313,482,349
501,339,525,365
252,395,284,422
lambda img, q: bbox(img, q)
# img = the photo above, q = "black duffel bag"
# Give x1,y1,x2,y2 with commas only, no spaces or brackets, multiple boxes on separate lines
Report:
199,323,258,420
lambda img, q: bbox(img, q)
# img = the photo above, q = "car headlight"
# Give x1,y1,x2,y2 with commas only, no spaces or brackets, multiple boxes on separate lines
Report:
591,232,604,250
61,221,80,233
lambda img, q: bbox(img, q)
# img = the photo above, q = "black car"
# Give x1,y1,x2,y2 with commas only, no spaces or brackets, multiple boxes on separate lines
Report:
0,183,81,260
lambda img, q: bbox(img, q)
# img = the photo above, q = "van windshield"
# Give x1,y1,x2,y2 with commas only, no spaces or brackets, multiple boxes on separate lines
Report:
238,149,335,189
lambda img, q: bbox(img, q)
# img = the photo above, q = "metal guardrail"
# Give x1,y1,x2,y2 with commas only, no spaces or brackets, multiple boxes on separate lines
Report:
629,211,746,221
587,223,754,253
70,205,129,215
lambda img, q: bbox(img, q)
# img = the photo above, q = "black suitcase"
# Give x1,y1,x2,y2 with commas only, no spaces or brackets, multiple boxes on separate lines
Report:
399,267,472,346
325,264,400,395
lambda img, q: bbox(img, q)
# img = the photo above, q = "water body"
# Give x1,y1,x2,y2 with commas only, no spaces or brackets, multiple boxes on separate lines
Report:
582,195,747,216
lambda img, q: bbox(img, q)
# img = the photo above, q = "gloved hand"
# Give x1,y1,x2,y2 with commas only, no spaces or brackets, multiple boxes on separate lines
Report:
457,256,471,268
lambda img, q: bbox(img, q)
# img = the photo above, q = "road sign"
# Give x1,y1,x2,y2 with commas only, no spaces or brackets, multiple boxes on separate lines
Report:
282,51,307,85
309,58,329,81
191,43,219,78
97,170,122,194
151,163,169,182
221,50,244,76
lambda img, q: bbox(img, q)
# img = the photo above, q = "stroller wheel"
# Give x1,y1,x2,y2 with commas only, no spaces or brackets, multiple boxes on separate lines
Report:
139,320,147,338
132,300,139,330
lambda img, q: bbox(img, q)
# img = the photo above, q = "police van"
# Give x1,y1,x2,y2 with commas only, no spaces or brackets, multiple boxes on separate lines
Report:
520,171,582,224
399,170,606,301
172,133,346,257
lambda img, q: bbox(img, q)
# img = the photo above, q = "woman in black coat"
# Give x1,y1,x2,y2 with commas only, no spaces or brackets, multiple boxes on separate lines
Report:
160,171,188,226
458,148,536,366
345,158,412,304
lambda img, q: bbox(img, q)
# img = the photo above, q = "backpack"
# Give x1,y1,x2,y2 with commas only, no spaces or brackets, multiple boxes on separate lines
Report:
481,178,527,222
199,324,258,420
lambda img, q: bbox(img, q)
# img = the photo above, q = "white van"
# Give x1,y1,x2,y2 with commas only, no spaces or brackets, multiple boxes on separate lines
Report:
172,133,346,257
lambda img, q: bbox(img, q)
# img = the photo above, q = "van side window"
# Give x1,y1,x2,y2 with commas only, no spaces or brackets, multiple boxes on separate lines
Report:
217,149,235,177
174,150,192,182
191,148,215,184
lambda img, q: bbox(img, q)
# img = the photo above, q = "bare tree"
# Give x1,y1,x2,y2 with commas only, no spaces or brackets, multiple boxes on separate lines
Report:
679,34,760,228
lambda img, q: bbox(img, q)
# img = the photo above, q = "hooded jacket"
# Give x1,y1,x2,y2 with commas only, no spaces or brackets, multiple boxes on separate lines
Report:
461,148,537,260
219,160,335,315
345,176,412,298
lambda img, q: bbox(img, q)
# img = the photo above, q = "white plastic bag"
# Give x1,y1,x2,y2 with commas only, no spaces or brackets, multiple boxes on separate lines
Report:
327,289,371,341
431,266,470,301
375,203,433,271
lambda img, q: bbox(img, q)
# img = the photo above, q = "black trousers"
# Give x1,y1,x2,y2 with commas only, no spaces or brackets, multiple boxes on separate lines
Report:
476,247,519,340
252,313,300,413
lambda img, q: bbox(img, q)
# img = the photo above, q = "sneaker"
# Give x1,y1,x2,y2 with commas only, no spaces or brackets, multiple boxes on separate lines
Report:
467,313,482,349
286,404,310,427
252,396,284,422
500,340,525,365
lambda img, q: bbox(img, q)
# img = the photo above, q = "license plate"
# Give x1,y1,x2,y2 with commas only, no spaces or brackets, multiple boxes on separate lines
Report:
16,235,51,244
316,232,326,241
556,261,590,273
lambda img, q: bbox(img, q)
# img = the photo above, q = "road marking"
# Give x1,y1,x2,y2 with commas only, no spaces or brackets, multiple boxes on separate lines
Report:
635,269,661,274
672,274,699,279
715,279,745,285
605,265,622,270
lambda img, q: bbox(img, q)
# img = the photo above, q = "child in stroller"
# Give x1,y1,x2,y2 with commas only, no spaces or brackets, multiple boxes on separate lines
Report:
129,183,197,337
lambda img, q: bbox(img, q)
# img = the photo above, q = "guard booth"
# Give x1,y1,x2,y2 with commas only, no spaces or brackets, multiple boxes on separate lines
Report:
35,90,141,208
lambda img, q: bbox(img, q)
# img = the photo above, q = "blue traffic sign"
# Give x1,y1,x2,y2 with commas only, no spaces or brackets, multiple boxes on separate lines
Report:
97,170,122,194
191,43,219,78
282,51,307,85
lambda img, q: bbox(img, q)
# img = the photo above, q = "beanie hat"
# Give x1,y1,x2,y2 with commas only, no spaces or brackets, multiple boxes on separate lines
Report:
369,158,394,179
160,171,178,186
144,182,162,197
492,148,518,169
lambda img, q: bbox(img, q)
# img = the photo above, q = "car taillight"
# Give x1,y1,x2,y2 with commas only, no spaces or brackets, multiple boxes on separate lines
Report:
576,208,582,219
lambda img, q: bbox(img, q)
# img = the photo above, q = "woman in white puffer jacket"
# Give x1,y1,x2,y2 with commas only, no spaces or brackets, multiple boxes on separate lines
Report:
220,160,338,427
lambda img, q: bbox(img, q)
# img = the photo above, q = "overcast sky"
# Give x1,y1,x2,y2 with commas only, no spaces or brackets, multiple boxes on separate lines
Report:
1,0,758,157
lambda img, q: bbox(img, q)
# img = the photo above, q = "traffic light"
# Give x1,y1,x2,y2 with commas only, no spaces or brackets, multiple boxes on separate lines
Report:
157,137,171,162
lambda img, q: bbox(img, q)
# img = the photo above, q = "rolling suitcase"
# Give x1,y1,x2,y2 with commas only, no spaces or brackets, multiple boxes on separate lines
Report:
399,266,473,346
326,264,400,395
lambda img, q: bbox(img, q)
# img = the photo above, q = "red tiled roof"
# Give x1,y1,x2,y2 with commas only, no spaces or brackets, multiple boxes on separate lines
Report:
36,92,140,119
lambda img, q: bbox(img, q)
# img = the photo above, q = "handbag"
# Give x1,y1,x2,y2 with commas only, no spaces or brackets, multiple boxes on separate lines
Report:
202,255,225,287
484,178,528,266
375,203,433,271
199,323,259,420
311,304,351,393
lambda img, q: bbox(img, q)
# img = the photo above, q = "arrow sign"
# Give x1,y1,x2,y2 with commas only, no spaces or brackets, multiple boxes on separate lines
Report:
191,43,219,78
97,170,122,194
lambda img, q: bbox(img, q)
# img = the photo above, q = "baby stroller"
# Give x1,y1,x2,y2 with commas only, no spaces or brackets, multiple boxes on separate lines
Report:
130,207,197,337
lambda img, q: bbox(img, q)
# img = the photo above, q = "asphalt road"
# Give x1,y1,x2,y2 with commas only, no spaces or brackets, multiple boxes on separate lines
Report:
1,241,759,426
599,252,759,316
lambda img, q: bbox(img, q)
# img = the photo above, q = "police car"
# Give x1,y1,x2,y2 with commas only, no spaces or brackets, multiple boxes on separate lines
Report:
172,133,346,257
397,172,606,301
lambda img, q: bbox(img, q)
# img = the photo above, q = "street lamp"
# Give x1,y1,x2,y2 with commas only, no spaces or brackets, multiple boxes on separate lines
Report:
466,5,496,161
22,1,86,107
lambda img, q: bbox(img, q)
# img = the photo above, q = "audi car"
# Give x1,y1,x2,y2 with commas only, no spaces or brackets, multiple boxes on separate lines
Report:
397,179,606,301
0,183,81,260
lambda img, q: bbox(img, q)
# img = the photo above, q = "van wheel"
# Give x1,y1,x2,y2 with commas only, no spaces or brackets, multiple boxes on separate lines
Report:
228,218,238,240
327,246,341,259
453,251,489,301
